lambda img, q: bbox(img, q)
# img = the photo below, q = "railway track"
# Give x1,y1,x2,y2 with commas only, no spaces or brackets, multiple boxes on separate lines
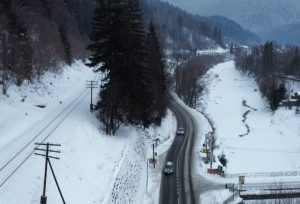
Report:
0,88,90,188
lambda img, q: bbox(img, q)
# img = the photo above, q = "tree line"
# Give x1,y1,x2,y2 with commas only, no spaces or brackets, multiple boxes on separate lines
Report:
175,55,225,108
234,42,300,110
87,0,169,135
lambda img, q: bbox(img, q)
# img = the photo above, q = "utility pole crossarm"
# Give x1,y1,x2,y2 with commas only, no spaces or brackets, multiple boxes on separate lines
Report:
34,148,61,153
35,143,61,146
34,142,64,204
34,153,60,160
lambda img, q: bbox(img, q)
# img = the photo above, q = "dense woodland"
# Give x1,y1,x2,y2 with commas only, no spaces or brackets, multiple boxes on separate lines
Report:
0,0,95,95
235,43,300,110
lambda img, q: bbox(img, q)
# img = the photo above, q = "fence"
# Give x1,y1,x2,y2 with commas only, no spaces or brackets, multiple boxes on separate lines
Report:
226,171,300,179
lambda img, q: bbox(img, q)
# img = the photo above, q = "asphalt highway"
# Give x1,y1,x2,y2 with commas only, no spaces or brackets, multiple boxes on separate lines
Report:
159,99,196,204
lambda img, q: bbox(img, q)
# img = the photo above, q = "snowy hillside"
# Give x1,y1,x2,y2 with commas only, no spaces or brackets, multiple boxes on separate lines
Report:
0,62,176,204
164,0,300,41
200,16,260,45
199,61,300,176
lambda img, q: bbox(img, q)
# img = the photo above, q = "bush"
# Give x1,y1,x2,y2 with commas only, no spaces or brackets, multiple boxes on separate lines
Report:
218,152,227,167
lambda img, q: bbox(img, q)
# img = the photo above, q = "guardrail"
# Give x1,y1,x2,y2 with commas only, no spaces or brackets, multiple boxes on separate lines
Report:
223,193,236,204
226,171,300,178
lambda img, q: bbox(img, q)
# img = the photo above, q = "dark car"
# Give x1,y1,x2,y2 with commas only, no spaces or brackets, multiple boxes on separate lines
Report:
164,161,174,175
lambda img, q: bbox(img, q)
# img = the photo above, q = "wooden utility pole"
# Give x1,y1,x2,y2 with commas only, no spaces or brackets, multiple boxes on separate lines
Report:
152,144,155,168
34,143,65,204
154,138,159,147
86,80,98,112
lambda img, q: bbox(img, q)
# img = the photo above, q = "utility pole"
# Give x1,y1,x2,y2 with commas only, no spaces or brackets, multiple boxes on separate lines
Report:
205,132,211,159
34,143,66,204
146,159,148,195
86,80,98,113
152,144,156,168
154,138,159,148
205,131,215,170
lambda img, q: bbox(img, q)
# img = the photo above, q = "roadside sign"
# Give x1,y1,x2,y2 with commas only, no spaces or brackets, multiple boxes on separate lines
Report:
149,158,156,164
239,176,245,185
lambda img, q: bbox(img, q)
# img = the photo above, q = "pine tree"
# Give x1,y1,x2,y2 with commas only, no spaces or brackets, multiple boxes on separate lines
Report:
288,48,300,76
277,83,286,101
40,0,52,17
86,0,128,135
124,0,154,127
262,41,275,78
87,0,165,133
58,24,73,66
229,43,234,54
213,27,224,48
146,21,168,125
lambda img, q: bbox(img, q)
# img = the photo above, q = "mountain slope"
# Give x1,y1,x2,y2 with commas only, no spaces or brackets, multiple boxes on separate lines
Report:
202,16,260,45
164,0,300,41
142,0,259,51
142,0,220,50
262,23,300,46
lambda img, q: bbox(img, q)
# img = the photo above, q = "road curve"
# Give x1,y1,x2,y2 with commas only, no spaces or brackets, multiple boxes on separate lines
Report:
159,98,197,204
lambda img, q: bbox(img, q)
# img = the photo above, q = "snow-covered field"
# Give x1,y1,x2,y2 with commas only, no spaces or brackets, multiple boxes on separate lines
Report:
198,60,300,176
0,61,175,204
173,60,300,203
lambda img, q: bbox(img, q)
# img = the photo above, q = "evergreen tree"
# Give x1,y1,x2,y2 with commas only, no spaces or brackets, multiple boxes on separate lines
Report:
229,43,234,54
87,0,168,134
262,41,275,78
277,83,286,101
146,21,168,125
124,0,154,127
213,27,224,48
40,0,52,17
287,48,300,76
87,0,127,135
58,24,73,66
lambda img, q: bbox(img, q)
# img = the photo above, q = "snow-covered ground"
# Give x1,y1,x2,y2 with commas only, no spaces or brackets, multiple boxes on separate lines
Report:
198,60,300,176
172,60,300,203
0,61,176,204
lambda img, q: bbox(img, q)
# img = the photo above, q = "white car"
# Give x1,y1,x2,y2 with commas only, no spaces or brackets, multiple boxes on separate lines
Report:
177,127,185,135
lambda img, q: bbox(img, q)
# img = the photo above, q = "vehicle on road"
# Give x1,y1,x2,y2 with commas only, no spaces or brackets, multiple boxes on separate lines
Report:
177,127,184,135
164,161,174,175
